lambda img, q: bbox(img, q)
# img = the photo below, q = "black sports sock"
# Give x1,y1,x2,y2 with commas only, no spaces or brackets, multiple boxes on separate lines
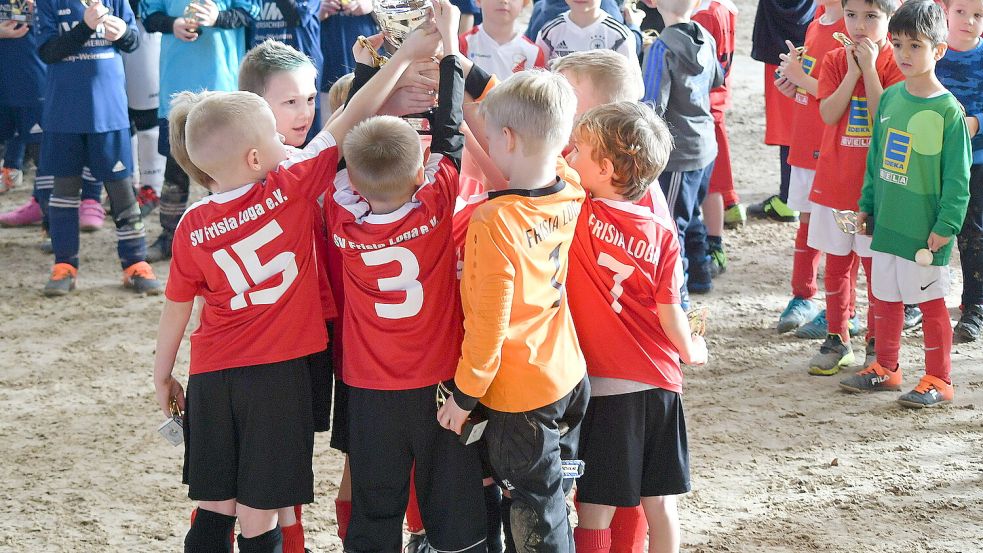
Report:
707,235,723,252
237,526,283,553
484,484,504,553
779,145,792,203
184,508,236,553
500,496,517,553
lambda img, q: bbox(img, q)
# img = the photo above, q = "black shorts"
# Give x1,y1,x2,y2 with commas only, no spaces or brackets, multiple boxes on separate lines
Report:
346,384,487,553
308,345,333,433
576,387,690,506
182,357,315,510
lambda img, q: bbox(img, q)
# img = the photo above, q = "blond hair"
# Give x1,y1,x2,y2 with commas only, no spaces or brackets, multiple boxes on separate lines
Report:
573,102,673,201
327,73,355,113
551,50,644,104
239,39,317,96
479,70,576,156
169,91,273,189
343,116,424,201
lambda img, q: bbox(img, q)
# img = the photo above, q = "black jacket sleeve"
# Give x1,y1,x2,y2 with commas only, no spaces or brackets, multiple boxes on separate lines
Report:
39,22,96,64
344,62,381,106
114,26,140,53
430,55,464,169
463,61,493,102
214,7,254,28
273,0,301,27
142,11,176,33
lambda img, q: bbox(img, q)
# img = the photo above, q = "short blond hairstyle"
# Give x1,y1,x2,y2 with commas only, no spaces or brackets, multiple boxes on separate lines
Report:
170,91,273,189
551,50,644,104
479,70,576,156
344,115,424,201
239,39,317,96
327,73,355,113
573,102,673,201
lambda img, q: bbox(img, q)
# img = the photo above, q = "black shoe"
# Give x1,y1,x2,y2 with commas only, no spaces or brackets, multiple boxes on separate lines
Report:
903,304,923,330
954,304,983,343
404,533,435,553
146,232,173,263
747,194,799,223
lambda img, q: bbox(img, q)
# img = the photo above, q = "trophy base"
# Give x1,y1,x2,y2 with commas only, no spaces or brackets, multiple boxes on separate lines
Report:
404,110,433,135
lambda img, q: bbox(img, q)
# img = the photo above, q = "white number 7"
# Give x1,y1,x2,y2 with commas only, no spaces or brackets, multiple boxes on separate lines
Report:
212,220,298,310
597,252,634,314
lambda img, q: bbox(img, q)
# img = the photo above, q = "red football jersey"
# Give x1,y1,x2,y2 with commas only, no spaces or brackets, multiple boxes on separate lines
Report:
787,15,847,170
327,154,463,390
810,44,904,210
165,133,339,374
567,197,685,393
693,0,737,112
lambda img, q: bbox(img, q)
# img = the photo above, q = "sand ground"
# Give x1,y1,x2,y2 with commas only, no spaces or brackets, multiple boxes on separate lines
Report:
1,0,982,550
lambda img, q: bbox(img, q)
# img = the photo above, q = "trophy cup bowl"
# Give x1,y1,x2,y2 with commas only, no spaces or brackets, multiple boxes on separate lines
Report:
372,0,432,54
2,0,34,24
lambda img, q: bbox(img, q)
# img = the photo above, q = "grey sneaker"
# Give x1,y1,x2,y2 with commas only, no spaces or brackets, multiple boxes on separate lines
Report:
123,262,164,295
808,334,854,376
777,297,822,333
897,375,953,408
146,232,173,263
839,362,903,393
43,263,78,297
954,304,983,344
903,304,923,330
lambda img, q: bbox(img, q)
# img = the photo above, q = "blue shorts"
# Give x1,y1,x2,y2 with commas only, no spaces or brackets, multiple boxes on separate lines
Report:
41,129,132,181
0,103,43,145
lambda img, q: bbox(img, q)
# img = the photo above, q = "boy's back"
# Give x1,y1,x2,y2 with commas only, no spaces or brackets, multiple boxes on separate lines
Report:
642,22,723,172
567,195,685,392
455,161,586,412
166,133,339,373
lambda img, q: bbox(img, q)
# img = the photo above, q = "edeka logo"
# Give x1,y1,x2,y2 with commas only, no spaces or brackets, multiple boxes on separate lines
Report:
801,54,817,76
846,96,871,136
879,128,912,185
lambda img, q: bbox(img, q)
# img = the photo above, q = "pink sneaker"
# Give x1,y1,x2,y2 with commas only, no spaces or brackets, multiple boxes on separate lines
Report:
0,198,43,227
79,199,105,232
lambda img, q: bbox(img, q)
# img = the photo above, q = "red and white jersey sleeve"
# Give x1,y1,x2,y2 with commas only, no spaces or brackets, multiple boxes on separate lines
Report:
326,153,464,390
567,197,685,393
164,134,340,374
460,25,546,78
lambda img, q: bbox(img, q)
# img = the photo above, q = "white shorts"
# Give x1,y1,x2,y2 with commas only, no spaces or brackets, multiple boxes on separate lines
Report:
807,204,873,257
787,166,815,213
121,21,161,112
870,251,950,304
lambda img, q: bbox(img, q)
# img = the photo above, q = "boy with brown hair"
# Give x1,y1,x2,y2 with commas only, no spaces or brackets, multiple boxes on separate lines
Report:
437,69,589,552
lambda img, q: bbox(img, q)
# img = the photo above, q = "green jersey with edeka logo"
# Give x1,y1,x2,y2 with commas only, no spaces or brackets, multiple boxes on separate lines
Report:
858,83,972,266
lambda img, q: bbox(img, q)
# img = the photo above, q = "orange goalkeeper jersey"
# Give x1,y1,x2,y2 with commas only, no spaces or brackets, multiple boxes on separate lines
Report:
454,160,588,413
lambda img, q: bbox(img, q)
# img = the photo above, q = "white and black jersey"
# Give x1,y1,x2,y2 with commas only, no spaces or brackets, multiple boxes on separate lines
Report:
535,12,636,62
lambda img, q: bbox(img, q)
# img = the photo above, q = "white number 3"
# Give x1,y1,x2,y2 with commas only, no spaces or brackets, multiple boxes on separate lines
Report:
597,252,634,314
212,220,298,310
361,246,423,320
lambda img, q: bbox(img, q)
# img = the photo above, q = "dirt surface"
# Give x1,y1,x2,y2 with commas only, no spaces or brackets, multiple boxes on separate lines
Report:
2,0,982,551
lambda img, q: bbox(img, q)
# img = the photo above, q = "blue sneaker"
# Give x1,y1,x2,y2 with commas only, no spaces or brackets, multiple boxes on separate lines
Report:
777,297,822,333
795,310,864,339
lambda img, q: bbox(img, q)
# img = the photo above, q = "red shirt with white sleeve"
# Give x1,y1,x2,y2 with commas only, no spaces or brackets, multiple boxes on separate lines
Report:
165,133,340,375
567,195,686,393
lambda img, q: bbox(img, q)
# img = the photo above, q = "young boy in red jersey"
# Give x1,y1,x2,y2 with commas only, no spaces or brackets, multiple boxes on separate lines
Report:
772,0,845,334
152,28,435,553
565,101,708,553
459,0,545,78
325,3,488,551
840,0,971,408
693,0,743,272
805,0,902,376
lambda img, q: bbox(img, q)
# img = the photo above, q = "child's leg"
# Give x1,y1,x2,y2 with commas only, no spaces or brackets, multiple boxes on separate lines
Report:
482,479,505,553
49,175,83,267
683,164,714,286
791,216,820,299
236,505,282,553
335,457,352,541
185,500,237,553
81,167,103,202
875,298,904,370
574,501,616,553
920,298,952,383
276,505,303,553
860,256,876,344
103,176,148,267
131,108,165,195
956,165,983,340
824,252,856,342
640,496,679,553
406,470,425,533
610,506,647,553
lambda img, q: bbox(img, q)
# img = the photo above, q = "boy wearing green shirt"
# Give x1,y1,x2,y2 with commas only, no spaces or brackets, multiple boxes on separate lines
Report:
839,0,971,408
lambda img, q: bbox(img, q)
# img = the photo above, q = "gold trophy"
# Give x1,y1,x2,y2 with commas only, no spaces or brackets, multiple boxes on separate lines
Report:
183,0,201,33
2,0,34,24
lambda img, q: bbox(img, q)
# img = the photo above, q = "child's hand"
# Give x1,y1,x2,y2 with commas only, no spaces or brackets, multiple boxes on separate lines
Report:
190,0,219,27
778,40,806,86
773,76,797,98
154,374,186,420
436,393,471,435
854,37,878,74
857,211,871,235
0,21,29,39
685,335,708,366
622,2,644,27
319,0,341,19
381,86,438,116
967,115,980,137
83,0,110,30
352,32,384,66
927,232,951,252
396,23,441,62
173,17,199,40
343,0,372,16
432,0,460,53
101,15,127,41
844,44,862,79
396,58,439,91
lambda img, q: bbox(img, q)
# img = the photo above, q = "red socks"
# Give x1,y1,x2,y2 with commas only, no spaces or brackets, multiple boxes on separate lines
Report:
335,499,352,542
574,527,612,553
875,300,904,369
281,520,305,553
405,473,424,534
920,298,952,382
610,505,647,553
860,256,875,341
791,220,821,299
824,252,857,340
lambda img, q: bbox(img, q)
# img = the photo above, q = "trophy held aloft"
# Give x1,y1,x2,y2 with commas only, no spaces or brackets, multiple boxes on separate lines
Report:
369,0,435,134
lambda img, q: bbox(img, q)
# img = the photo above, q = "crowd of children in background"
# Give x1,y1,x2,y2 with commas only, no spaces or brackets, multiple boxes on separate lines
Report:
1,0,980,549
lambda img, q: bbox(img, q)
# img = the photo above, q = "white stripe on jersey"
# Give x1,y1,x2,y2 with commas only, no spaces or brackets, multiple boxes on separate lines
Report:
332,152,447,224
461,25,544,78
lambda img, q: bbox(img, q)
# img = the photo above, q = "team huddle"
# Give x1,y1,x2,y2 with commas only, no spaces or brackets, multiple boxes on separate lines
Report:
0,0,980,549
